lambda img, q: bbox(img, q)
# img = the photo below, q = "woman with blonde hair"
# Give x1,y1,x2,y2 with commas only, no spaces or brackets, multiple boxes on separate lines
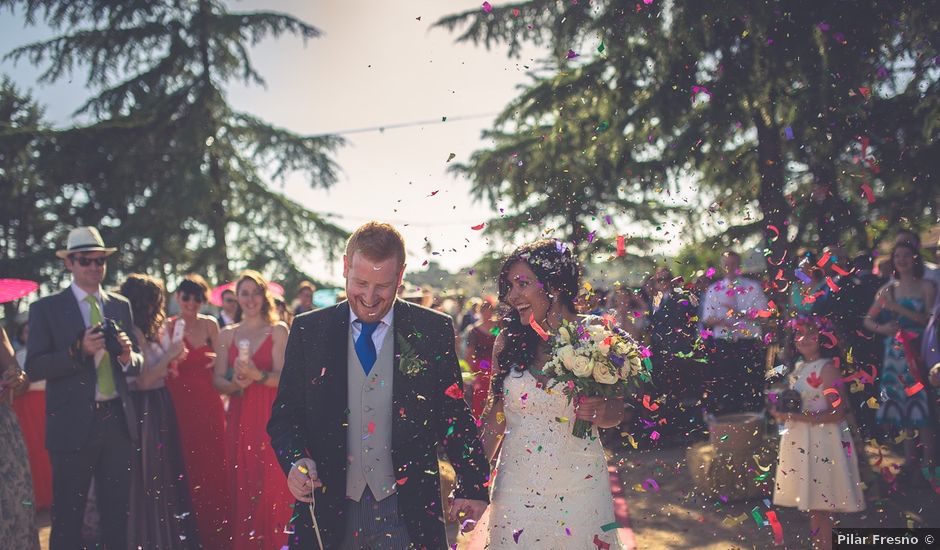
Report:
214,270,292,550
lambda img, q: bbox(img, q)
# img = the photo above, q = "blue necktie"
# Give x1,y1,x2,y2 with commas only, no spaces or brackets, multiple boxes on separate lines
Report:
355,320,380,375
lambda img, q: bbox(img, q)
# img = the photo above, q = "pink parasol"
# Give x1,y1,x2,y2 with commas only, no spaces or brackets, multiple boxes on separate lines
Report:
0,279,39,304
209,280,284,307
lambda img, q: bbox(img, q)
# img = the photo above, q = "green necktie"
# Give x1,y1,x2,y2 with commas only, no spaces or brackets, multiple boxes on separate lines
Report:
85,294,116,397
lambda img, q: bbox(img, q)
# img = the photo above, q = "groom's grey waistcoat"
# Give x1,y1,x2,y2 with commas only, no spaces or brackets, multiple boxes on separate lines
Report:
346,327,396,501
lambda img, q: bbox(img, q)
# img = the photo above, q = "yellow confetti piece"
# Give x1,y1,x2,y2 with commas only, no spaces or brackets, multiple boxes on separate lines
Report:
496,412,505,424
866,397,880,409
632,484,647,492
753,455,771,472
850,380,864,393
556,416,569,423
846,347,854,364
721,513,748,527
626,434,638,449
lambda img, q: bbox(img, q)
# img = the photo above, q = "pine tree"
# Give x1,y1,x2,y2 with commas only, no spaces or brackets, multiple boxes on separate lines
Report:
2,0,347,283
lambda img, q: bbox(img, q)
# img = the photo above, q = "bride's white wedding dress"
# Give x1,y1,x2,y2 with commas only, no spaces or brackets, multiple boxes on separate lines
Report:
467,368,629,549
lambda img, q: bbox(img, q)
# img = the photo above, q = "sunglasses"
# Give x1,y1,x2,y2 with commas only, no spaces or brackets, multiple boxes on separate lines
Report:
180,292,204,303
71,256,108,267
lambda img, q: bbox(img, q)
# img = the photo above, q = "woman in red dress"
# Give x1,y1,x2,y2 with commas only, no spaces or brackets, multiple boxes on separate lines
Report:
165,274,231,549
463,297,499,418
214,270,291,550
11,322,52,512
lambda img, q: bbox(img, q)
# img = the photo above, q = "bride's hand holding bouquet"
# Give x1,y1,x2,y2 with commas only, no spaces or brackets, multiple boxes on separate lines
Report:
543,318,645,438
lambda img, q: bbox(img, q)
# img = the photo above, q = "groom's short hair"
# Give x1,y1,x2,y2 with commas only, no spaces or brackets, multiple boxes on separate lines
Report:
346,222,406,267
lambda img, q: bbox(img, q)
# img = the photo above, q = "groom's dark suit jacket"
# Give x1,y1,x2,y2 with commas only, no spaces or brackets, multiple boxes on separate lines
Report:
25,287,143,451
268,299,490,549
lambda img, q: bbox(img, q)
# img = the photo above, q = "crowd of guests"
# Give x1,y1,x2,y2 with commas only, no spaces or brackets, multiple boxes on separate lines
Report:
3,223,940,549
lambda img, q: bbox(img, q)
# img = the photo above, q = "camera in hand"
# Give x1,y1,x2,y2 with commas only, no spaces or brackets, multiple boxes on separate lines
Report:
775,389,803,414
93,318,125,358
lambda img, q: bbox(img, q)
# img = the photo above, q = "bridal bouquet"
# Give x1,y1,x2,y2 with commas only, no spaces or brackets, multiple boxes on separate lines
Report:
542,317,646,439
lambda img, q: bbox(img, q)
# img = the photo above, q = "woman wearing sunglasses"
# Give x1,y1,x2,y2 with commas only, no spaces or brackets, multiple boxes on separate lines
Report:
164,275,231,549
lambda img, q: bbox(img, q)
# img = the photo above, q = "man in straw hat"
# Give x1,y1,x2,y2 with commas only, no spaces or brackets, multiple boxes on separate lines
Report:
25,226,143,550
268,221,489,549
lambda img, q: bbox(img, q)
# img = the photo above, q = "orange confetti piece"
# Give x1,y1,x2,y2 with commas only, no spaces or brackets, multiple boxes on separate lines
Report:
905,382,924,397
860,183,875,204
817,251,831,267
642,395,660,412
824,387,841,408
826,276,840,292
616,235,625,257
529,316,550,341
831,263,850,276
767,224,780,241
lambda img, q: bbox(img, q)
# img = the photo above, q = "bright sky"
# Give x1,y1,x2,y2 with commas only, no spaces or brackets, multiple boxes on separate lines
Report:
0,0,543,285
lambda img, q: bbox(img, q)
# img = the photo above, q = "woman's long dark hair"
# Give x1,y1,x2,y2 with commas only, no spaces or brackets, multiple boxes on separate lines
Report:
120,274,166,342
492,239,581,398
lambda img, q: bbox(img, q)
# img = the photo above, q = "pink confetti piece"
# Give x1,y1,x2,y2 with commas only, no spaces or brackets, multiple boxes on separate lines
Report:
642,478,660,492
616,235,625,257
650,430,660,441
706,267,716,278
860,183,875,203
471,223,486,230
482,1,493,13
566,49,579,59
593,534,611,549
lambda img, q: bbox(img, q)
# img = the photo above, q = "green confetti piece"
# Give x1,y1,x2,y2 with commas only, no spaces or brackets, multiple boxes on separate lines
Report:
750,506,764,526
719,435,729,441
601,521,619,532
597,42,605,53
446,425,455,436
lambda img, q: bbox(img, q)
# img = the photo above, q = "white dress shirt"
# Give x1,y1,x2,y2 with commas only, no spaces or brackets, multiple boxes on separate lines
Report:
350,307,394,355
702,277,769,340
70,282,129,400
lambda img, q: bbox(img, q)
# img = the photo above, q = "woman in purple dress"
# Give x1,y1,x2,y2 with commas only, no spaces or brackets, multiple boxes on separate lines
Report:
120,274,199,548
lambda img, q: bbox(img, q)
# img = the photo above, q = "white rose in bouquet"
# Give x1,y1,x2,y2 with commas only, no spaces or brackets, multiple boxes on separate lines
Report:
597,338,611,356
556,345,577,371
558,325,571,344
587,324,607,345
571,355,594,377
592,360,619,384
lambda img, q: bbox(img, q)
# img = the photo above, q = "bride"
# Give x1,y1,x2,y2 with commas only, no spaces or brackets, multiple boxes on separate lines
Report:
468,239,631,548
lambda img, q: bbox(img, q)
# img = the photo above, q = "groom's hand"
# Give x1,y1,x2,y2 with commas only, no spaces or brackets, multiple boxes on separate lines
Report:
448,498,487,532
288,458,322,503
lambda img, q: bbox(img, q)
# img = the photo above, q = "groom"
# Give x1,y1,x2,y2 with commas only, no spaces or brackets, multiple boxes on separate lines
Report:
268,222,489,549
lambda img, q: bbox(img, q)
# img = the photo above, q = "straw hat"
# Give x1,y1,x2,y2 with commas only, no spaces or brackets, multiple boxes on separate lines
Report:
55,227,117,259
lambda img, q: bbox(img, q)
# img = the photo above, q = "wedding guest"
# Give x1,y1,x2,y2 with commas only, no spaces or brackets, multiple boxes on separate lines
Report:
293,281,316,316
10,318,53,512
25,226,143,550
701,250,770,415
218,289,237,328
864,242,936,482
772,316,864,550
215,270,291,550
275,296,294,327
462,297,499,418
120,274,199,549
1,325,40,549
165,274,231,550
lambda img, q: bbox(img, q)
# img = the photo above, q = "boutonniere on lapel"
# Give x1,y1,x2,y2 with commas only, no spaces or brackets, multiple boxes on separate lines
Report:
396,331,427,377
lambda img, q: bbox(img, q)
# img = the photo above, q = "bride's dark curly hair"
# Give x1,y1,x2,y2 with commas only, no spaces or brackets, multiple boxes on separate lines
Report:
492,239,582,398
